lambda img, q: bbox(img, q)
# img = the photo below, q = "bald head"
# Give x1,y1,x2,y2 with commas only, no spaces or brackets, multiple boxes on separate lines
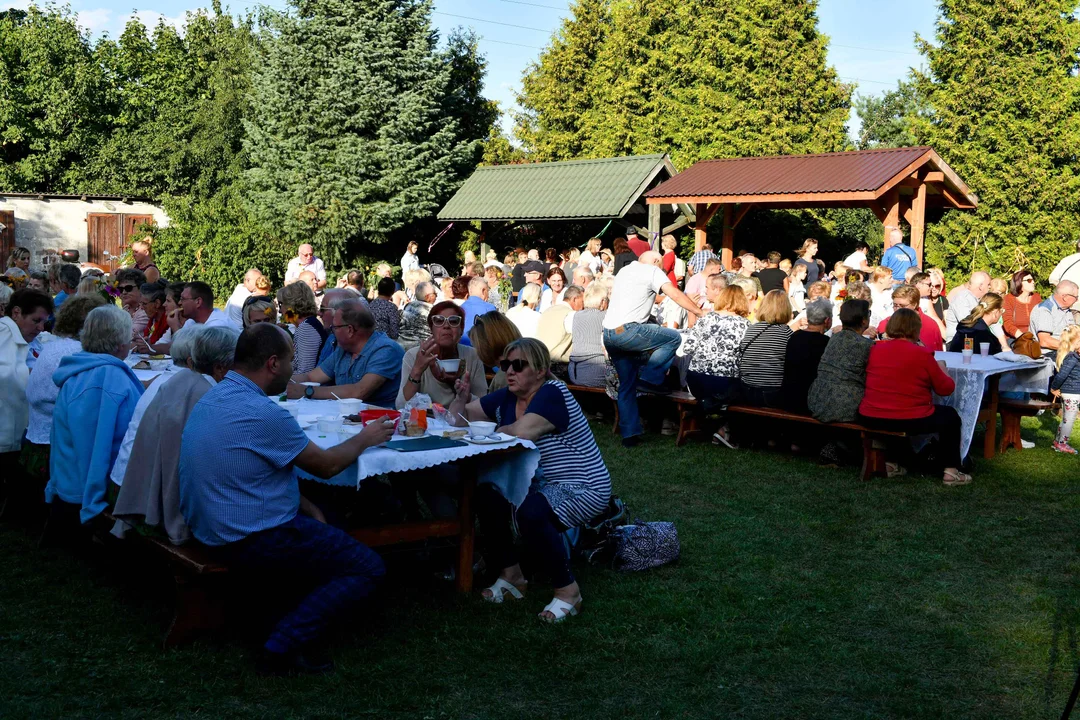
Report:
234,323,293,373
243,268,264,292
1056,279,1078,298
638,251,662,267
969,271,991,299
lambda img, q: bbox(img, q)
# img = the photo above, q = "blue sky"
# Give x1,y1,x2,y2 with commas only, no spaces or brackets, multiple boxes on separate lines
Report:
3,0,939,141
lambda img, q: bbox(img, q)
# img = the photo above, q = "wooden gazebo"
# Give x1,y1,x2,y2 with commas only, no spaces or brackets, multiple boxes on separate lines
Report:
643,146,978,268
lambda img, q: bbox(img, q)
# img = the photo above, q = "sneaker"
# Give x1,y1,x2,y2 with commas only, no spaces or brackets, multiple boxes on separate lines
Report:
1020,439,1036,449
1053,440,1078,455
661,419,678,436
711,429,737,449
621,435,642,449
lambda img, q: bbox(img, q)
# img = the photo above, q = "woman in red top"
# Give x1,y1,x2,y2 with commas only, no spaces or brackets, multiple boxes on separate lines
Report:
138,282,169,344
661,235,678,285
1001,269,1042,339
857,309,969,486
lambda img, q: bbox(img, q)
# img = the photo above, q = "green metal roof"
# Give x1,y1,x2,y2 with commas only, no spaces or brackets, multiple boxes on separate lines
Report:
438,154,676,222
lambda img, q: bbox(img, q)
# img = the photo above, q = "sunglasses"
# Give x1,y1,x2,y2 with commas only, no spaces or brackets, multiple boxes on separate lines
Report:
499,358,530,373
431,315,463,327
119,284,138,293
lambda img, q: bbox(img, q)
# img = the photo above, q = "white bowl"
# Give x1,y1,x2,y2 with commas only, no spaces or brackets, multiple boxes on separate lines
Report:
437,358,461,373
317,416,339,433
468,421,496,438
279,401,302,418
338,398,363,416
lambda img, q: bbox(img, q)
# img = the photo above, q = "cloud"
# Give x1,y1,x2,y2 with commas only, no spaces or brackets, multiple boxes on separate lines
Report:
74,7,113,34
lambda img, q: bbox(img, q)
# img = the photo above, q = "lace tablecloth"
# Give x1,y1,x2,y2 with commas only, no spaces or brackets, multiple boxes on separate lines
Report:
293,399,539,508
933,351,1051,457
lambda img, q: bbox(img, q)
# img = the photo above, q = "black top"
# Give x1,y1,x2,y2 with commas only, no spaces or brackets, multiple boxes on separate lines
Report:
780,330,831,413
613,252,637,275
511,263,526,293
795,258,821,284
757,268,788,296
946,319,1002,355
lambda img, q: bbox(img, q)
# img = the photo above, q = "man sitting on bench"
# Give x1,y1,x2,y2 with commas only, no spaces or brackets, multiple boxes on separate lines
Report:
178,324,396,674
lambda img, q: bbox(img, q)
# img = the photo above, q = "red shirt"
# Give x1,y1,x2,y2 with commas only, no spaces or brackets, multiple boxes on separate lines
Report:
859,339,956,420
628,237,651,257
662,250,677,285
877,310,943,352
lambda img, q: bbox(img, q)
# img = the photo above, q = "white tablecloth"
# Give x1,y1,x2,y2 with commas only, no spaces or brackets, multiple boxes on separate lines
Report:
933,351,1051,457
293,399,539,508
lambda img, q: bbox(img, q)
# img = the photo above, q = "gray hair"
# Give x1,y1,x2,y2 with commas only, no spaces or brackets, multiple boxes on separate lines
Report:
81,305,132,354
468,276,489,295
192,326,239,375
0,283,11,312
519,283,541,307
414,281,436,301
805,298,834,326
338,299,374,331
321,288,353,312
582,282,608,309
573,268,595,284
58,263,82,290
170,325,204,366
706,274,728,291
562,285,584,302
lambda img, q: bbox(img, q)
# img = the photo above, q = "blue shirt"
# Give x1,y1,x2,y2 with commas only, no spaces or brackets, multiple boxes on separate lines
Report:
460,296,497,346
317,332,338,366
53,290,69,310
179,371,310,546
317,330,404,409
882,244,918,281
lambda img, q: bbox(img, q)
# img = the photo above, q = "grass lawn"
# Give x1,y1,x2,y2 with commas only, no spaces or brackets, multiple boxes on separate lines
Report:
3,414,1080,719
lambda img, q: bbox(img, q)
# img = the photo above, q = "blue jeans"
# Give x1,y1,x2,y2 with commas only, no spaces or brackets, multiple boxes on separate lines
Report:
220,514,385,655
475,484,574,588
603,323,682,438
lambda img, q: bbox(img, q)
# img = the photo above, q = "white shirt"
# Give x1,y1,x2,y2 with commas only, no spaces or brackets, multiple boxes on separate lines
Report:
401,251,419,275
201,308,241,330
843,250,868,270
111,371,217,486
578,250,603,275
159,318,195,345
24,337,82,445
603,263,670,329
539,287,565,313
869,286,893,330
285,256,327,284
0,316,29,453
224,284,251,327
1050,252,1080,288
506,304,541,339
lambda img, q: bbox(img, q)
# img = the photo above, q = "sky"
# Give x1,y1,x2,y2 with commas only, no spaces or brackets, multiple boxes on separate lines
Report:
2,0,940,141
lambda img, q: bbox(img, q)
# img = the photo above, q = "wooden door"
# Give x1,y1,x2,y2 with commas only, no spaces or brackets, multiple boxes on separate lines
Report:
87,213,121,266
0,210,13,262
122,214,154,248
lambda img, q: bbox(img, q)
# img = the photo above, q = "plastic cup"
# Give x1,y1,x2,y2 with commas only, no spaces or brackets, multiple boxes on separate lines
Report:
962,348,973,364
317,416,338,433
979,342,990,356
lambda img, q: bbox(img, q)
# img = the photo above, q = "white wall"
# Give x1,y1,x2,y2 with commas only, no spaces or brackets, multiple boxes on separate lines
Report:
0,196,169,269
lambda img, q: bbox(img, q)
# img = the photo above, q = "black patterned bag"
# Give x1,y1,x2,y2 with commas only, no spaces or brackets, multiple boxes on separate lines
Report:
612,521,680,572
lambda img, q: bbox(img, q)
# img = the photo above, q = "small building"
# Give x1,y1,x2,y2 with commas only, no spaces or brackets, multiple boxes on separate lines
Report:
0,192,169,270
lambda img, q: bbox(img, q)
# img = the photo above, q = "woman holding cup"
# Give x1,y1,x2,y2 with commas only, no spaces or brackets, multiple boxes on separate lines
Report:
947,293,1004,356
396,300,486,408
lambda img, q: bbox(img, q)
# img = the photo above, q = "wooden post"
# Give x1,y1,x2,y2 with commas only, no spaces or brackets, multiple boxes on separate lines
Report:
721,204,734,271
477,221,487,263
910,181,927,267
694,202,709,252
648,202,661,251
882,189,900,241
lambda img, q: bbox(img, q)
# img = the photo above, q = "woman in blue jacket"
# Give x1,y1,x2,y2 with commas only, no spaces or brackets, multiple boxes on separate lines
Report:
47,305,143,525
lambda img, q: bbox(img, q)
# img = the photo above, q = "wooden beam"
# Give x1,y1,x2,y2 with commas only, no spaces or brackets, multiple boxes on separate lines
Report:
662,215,692,235
731,203,755,228
938,185,976,210
900,196,914,227
699,202,722,225
646,190,879,205
923,171,945,184
721,205,734,270
694,202,709,252
882,189,900,237
910,181,927,266
648,202,661,251
867,203,888,223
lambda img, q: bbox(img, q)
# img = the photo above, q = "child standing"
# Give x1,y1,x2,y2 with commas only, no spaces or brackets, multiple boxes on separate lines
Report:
1051,326,1080,454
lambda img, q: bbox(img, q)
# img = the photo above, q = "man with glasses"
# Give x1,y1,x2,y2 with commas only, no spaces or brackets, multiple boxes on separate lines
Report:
910,272,947,337
945,270,990,341
285,244,327,290
287,299,404,408
179,281,239,330
876,284,943,351
1030,280,1078,354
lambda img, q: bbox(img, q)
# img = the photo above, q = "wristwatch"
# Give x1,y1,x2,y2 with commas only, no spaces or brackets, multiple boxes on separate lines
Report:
408,374,422,385
304,385,315,399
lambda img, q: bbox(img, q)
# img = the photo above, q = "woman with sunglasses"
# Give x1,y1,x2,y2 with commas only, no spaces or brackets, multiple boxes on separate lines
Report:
114,268,148,341
1002,269,1042,339
397,300,486,408
448,338,612,623
926,268,950,329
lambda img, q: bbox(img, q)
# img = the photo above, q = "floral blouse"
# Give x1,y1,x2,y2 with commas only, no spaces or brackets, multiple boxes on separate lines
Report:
682,312,751,377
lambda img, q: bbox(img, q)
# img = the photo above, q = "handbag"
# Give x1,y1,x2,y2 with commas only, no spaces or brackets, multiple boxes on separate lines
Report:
611,521,680,572
1011,331,1043,360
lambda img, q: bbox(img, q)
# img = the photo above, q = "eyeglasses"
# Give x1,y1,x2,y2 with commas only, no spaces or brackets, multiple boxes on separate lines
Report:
891,303,913,310
118,284,138,293
330,324,354,331
499,358,530,373
431,315,463,327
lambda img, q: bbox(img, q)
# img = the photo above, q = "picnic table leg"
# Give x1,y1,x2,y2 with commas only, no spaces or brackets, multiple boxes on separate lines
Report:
455,467,476,594
983,375,999,459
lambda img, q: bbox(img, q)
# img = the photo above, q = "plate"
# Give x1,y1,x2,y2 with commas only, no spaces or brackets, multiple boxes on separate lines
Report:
463,433,513,445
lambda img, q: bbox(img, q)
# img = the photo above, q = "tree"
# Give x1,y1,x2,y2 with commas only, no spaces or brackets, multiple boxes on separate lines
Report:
913,0,1080,285
514,0,611,160
0,5,111,192
244,0,494,267
854,80,925,150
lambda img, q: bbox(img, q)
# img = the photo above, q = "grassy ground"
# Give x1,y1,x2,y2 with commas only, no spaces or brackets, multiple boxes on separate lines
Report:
3,414,1080,719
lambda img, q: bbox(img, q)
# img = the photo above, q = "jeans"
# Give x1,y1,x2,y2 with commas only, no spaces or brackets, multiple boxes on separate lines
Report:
686,372,741,413
858,405,963,470
220,514,385,655
742,385,783,408
475,484,574,588
603,323,682,438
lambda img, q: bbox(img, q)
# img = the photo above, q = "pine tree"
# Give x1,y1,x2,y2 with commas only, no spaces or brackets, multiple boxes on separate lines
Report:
913,0,1080,284
243,0,489,266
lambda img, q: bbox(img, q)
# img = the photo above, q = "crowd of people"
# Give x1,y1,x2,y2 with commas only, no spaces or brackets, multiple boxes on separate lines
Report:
2,226,1080,671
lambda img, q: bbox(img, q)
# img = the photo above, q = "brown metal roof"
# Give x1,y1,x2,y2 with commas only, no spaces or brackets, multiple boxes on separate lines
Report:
644,146,944,200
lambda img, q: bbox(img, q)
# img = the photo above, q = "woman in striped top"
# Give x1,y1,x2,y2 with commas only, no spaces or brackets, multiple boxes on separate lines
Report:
450,338,611,623
738,290,794,408
276,281,327,374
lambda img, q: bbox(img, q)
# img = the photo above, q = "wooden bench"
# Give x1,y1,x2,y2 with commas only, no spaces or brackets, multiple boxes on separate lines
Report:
566,383,620,434
102,512,229,648
998,398,1056,453
637,388,700,445
723,405,908,481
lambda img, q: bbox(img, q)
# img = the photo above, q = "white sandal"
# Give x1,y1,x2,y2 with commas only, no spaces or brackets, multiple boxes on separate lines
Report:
539,597,582,623
481,577,527,603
